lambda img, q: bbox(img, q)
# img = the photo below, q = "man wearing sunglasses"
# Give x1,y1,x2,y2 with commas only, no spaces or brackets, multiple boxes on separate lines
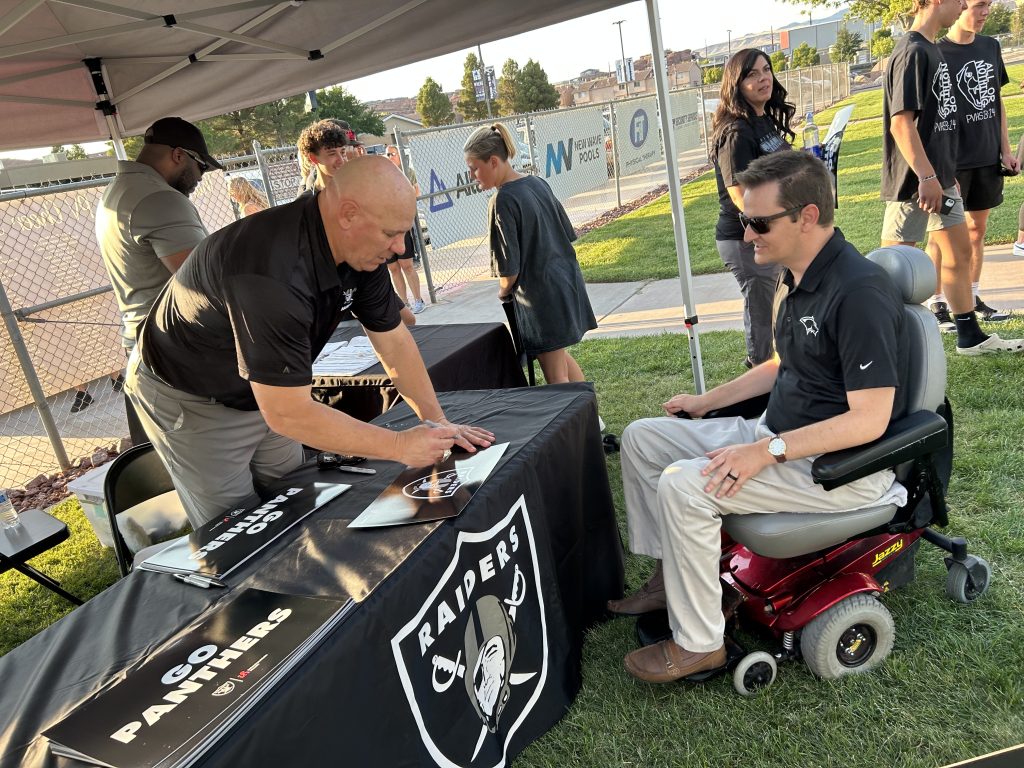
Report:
612,152,909,683
96,116,223,443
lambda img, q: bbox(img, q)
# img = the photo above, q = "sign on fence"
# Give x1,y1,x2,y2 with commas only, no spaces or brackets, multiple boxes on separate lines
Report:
614,97,662,175
669,89,702,153
531,107,608,201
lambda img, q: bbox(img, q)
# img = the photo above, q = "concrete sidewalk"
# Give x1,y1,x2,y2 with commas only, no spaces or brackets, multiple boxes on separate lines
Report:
415,243,1024,339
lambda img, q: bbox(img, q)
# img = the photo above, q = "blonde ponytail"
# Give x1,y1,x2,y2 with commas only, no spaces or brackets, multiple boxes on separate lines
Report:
463,123,517,162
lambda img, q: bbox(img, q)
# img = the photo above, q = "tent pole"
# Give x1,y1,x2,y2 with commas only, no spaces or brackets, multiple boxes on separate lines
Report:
644,0,706,393
106,113,127,160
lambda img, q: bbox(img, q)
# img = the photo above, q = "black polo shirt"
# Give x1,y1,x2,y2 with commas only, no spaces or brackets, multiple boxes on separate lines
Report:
139,192,402,410
766,229,907,435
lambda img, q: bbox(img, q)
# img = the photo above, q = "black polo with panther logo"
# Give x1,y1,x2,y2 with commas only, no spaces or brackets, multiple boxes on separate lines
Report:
139,192,402,411
766,229,908,434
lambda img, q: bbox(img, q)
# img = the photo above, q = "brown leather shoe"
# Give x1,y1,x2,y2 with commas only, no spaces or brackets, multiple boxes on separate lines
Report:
623,640,726,683
607,568,665,616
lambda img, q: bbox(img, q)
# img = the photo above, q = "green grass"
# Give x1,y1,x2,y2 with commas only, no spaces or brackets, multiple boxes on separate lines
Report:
577,63,1024,283
5,325,1022,767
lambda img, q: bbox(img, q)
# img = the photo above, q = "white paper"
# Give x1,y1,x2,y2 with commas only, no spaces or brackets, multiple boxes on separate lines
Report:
312,336,379,376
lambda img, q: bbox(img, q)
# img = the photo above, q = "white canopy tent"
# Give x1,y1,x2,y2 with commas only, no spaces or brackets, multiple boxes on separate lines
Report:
0,0,704,389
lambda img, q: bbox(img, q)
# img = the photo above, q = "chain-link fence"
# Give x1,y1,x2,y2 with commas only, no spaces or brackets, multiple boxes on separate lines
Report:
397,62,850,296
0,62,848,488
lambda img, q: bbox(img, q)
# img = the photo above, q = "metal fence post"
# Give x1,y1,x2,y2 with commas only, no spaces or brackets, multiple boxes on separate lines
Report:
252,140,276,207
396,130,436,304
609,100,623,208
798,69,805,116
0,278,70,471
700,84,712,163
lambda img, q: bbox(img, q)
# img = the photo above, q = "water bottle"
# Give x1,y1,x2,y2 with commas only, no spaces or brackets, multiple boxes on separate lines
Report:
0,489,20,529
802,112,822,160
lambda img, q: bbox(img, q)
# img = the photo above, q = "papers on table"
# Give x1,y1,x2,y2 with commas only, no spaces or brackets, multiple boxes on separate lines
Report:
349,442,509,528
312,335,379,376
138,483,348,581
44,589,353,768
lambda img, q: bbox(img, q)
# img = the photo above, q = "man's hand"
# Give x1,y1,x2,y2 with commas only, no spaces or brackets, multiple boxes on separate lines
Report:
702,440,772,498
1001,149,1020,175
394,423,460,467
436,417,495,453
663,393,709,418
917,176,943,213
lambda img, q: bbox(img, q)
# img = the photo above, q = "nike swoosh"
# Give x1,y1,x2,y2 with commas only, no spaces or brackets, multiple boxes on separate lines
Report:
859,361,873,370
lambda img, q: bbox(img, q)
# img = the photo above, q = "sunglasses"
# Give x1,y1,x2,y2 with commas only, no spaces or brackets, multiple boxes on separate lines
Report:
738,203,810,235
386,152,398,158
179,147,209,173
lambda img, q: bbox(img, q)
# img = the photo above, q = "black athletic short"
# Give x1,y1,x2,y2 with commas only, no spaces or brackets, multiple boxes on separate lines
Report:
957,164,1004,212
386,231,417,264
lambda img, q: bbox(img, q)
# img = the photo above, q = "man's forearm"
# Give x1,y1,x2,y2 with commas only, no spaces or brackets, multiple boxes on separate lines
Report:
268,397,403,460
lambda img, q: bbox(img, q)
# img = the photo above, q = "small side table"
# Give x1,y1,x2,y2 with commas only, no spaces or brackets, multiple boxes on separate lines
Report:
0,508,82,605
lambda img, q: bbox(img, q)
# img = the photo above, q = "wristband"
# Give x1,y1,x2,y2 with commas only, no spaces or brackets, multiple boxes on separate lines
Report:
919,174,937,183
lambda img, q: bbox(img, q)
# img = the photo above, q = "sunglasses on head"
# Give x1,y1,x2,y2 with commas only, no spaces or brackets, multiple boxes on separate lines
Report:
179,147,209,173
738,203,810,234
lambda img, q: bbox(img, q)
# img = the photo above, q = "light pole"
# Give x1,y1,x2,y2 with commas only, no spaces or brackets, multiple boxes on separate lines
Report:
613,19,629,96
727,29,732,59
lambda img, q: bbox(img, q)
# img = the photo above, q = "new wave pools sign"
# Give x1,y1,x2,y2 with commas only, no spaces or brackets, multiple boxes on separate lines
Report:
531,107,608,201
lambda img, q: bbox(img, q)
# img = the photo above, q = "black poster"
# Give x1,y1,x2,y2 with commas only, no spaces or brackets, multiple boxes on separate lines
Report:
140,482,348,578
390,496,548,768
44,589,350,768
349,443,508,528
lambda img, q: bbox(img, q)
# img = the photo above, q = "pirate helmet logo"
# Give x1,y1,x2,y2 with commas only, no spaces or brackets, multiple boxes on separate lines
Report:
404,468,475,499
464,595,515,732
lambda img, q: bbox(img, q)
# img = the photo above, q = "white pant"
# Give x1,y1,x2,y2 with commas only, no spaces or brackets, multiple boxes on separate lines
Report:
125,351,304,528
620,415,894,652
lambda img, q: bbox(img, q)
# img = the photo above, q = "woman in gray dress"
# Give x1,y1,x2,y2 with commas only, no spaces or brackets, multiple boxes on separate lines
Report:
464,124,597,384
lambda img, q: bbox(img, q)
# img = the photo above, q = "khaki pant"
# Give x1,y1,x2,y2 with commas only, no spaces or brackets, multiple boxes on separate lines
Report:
125,351,303,528
620,415,894,652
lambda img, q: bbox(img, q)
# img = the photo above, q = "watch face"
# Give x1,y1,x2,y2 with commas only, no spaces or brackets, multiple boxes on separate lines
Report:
768,436,786,456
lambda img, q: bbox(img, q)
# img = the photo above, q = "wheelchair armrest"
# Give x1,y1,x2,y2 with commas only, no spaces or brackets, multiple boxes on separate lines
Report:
811,410,949,491
702,393,771,421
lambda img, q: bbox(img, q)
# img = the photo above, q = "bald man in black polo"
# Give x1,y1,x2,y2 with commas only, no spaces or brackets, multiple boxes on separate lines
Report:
126,157,493,527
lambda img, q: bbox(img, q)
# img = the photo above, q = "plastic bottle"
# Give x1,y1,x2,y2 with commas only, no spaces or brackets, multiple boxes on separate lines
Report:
802,112,822,160
0,489,19,529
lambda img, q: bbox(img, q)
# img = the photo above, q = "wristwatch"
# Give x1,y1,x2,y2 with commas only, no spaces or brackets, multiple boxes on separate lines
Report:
767,433,787,463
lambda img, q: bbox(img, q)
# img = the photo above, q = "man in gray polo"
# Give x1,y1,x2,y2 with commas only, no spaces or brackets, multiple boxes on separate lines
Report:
96,117,222,442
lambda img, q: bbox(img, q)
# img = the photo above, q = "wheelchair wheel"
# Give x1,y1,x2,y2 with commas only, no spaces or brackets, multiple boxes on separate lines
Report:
945,556,991,603
800,594,895,680
732,651,776,696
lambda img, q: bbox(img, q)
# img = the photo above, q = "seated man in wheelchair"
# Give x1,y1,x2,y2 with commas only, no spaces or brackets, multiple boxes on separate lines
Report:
610,151,911,682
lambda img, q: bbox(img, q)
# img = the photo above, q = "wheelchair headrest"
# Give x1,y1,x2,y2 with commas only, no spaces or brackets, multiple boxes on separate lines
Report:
865,246,935,305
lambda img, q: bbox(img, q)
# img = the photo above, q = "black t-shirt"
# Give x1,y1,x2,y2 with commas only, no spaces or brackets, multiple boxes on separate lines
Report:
713,116,790,241
882,31,959,201
937,34,1009,170
766,229,907,435
139,193,402,410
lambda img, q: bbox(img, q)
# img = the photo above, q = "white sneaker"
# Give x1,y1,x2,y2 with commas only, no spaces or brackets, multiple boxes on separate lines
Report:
411,299,426,314
1013,242,1024,258
956,333,1024,356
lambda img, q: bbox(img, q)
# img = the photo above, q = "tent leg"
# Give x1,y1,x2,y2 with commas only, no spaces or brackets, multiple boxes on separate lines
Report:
644,0,706,393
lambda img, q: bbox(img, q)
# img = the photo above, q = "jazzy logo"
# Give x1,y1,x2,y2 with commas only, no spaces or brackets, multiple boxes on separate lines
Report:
955,59,995,111
403,467,476,500
392,497,547,768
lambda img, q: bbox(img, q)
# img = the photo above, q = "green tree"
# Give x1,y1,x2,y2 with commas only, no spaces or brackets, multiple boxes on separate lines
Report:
831,26,864,63
770,50,788,72
496,58,524,116
702,65,723,85
981,4,1012,36
780,1,914,31
458,52,490,121
417,77,455,126
314,86,385,136
791,42,821,68
66,144,87,160
1012,4,1024,45
199,95,308,155
517,59,559,112
871,28,896,60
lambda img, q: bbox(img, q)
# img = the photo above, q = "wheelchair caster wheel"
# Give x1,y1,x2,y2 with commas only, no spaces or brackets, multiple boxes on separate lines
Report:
945,556,991,603
732,651,777,696
602,433,620,454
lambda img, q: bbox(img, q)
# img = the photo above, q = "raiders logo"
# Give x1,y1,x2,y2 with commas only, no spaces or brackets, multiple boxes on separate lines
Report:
404,468,475,499
391,496,547,768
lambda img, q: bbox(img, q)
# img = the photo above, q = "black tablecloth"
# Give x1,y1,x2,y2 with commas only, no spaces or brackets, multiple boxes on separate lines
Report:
311,323,527,421
0,384,623,768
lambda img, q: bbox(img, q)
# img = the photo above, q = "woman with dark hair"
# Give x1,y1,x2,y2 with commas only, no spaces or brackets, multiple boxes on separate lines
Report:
711,48,795,367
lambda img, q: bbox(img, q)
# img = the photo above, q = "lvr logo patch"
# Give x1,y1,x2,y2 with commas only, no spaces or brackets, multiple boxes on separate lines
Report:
391,497,547,768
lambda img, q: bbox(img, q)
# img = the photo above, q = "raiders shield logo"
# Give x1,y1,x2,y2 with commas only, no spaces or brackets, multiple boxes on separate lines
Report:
404,467,475,499
391,496,548,768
